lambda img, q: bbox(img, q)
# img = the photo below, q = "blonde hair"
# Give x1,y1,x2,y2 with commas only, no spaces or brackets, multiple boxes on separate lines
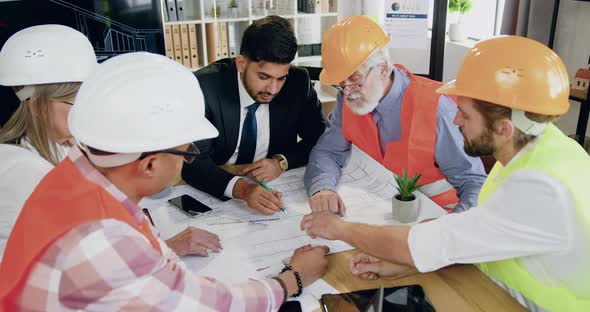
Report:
0,82,81,165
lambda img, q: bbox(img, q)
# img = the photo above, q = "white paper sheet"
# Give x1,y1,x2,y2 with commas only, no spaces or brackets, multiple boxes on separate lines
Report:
142,147,446,297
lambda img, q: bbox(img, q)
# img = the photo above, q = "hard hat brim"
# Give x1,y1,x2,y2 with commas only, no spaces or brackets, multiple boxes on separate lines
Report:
436,80,460,96
436,79,495,104
70,116,219,154
193,118,219,142
437,79,570,116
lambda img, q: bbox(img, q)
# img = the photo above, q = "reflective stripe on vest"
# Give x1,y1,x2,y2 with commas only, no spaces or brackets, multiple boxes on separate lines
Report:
476,124,590,312
0,158,162,310
342,64,459,209
417,178,457,209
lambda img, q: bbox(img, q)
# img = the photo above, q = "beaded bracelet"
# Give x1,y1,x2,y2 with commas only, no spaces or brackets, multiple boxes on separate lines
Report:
281,265,303,297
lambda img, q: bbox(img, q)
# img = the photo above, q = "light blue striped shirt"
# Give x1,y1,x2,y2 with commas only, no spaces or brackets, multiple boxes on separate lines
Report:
304,66,487,212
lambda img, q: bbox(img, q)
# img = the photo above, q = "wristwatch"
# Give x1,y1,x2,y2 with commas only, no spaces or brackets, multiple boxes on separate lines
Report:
272,154,288,172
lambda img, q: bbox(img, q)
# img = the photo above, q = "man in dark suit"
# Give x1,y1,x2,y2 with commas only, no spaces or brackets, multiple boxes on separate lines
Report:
182,16,326,215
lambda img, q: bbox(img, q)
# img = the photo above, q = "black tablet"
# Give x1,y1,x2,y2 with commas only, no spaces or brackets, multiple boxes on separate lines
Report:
320,284,435,312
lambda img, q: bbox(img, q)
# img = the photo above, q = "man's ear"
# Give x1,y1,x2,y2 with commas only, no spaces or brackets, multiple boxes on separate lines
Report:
495,118,515,142
378,62,390,79
236,55,247,73
137,155,157,178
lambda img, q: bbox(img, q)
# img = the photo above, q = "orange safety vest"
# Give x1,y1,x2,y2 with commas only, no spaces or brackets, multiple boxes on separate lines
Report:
0,158,161,311
342,64,459,209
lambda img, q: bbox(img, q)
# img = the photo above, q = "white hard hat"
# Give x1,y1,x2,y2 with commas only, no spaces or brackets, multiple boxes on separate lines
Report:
69,52,218,167
0,24,97,89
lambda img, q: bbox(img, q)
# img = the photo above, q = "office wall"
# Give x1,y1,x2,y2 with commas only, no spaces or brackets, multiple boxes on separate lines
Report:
552,0,590,138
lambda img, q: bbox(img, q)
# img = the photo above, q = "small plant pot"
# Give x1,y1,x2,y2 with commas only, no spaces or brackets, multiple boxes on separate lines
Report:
449,23,467,42
392,194,419,223
229,7,239,18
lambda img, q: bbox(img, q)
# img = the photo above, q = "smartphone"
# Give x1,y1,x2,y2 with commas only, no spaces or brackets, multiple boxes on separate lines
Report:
278,301,302,312
320,285,434,312
168,194,213,217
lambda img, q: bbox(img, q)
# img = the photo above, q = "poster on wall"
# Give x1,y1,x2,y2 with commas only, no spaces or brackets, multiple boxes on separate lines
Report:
383,0,429,50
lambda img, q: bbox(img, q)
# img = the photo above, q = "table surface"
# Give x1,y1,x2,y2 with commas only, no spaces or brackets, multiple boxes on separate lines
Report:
170,165,526,311
318,250,527,312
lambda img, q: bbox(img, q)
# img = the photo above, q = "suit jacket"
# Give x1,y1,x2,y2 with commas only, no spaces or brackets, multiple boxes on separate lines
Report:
182,58,326,199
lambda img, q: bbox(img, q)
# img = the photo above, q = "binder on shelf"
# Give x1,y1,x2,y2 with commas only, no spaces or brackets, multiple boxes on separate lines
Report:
165,0,177,22
329,0,337,12
180,23,192,68
171,24,183,64
314,0,321,13
175,0,185,21
321,0,330,13
188,23,200,68
164,24,175,60
205,23,221,63
297,44,312,57
311,43,321,56
218,22,229,59
227,23,240,58
298,0,309,13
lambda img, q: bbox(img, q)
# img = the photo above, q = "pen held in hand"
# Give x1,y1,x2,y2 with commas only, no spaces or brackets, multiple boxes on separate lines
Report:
258,180,289,215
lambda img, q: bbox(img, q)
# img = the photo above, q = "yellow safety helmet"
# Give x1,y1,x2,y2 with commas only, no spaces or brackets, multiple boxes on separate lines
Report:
319,16,391,85
437,36,570,115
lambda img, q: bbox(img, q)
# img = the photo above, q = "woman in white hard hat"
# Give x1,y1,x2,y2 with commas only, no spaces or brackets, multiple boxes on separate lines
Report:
0,24,97,163
0,52,330,311
0,24,97,259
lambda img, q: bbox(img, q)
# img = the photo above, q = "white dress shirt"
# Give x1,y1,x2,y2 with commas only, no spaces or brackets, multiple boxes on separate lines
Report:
223,71,271,197
408,137,590,310
0,144,53,261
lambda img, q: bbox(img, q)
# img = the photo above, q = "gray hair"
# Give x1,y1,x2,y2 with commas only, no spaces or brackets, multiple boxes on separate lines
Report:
360,47,393,75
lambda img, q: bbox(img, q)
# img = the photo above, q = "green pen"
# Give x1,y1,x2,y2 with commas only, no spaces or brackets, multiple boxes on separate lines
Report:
259,180,288,215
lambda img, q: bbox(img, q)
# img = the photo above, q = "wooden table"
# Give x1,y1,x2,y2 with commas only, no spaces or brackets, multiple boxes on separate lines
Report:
318,250,527,312
174,170,525,311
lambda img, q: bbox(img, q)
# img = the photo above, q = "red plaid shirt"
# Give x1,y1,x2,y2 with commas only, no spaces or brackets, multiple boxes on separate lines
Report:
15,146,284,311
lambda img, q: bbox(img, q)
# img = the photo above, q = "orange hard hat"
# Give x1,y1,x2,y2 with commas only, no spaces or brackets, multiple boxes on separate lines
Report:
319,16,391,85
437,36,570,115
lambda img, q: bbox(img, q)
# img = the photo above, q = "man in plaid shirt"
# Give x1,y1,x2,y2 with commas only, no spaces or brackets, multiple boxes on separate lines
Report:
0,52,329,311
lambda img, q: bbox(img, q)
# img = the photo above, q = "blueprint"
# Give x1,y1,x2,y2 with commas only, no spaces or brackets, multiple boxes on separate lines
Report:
140,147,446,308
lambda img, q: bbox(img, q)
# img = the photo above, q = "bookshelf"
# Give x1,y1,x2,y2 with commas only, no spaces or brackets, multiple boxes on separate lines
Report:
160,0,341,70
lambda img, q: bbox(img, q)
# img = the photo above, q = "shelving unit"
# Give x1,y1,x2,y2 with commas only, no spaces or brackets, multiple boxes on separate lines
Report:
549,0,590,146
160,0,341,71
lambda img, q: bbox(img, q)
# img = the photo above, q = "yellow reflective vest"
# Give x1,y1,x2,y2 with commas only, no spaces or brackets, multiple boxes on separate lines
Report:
477,124,590,312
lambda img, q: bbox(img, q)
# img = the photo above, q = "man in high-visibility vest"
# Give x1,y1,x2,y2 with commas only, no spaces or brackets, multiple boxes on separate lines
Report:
0,52,330,311
304,16,486,214
300,35,590,312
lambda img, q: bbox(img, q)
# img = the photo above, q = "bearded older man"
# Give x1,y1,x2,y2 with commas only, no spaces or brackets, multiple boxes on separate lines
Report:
304,16,486,215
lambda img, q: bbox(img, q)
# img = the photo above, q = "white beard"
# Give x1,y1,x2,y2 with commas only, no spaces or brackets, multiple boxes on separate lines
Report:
347,99,380,115
345,88,382,115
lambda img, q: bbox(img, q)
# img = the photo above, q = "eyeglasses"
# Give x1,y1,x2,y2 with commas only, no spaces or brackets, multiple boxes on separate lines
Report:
140,143,200,164
331,66,375,93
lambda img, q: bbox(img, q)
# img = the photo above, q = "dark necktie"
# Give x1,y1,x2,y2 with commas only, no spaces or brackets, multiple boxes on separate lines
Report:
235,102,261,164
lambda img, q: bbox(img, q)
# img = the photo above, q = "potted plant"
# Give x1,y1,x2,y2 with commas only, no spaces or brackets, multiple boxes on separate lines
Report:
228,0,239,18
210,4,222,18
448,0,472,42
392,170,421,223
